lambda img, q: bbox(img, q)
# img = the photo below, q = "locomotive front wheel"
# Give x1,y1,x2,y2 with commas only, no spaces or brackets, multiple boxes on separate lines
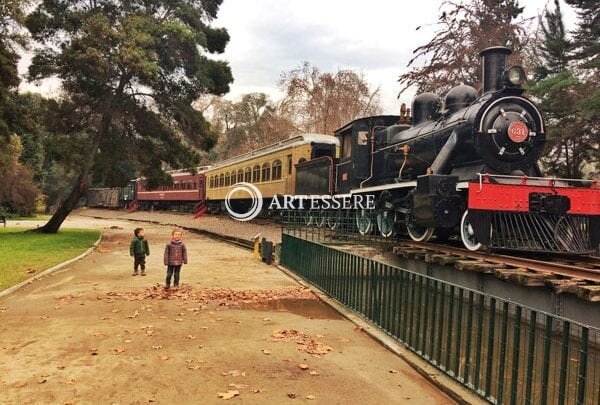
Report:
407,224,434,242
377,210,396,238
356,209,373,235
460,210,482,251
326,213,339,229
305,210,315,226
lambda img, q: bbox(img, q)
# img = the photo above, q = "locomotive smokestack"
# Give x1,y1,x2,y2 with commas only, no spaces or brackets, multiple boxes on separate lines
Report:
479,46,512,94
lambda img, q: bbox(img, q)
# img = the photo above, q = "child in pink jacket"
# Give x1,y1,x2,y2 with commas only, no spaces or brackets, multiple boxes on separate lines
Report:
163,229,188,290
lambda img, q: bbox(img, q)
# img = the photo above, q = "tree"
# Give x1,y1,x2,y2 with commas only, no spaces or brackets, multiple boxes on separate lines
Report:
565,0,600,71
398,0,530,94
208,93,297,159
26,0,233,233
0,0,28,138
0,134,38,216
529,0,598,178
279,63,381,135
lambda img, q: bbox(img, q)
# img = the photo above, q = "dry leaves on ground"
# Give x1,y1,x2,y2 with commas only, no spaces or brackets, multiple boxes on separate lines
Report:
221,370,246,377
99,285,315,307
217,390,240,400
271,329,332,357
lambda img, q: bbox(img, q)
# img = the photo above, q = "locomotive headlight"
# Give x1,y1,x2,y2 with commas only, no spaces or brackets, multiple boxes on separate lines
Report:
504,65,526,86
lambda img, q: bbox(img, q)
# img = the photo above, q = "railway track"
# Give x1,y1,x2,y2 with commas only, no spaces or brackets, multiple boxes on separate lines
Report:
397,240,600,283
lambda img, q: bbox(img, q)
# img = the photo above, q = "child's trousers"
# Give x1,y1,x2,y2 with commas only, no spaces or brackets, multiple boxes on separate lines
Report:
166,265,182,287
134,255,146,272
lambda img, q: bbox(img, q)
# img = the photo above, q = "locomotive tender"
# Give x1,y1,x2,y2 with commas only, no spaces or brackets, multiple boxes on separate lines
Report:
297,46,600,254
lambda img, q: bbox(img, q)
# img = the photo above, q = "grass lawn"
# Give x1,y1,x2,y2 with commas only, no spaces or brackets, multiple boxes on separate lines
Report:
3,214,52,221
0,227,100,291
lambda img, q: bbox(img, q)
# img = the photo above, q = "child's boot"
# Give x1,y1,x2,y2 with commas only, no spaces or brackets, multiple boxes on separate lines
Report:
132,270,138,276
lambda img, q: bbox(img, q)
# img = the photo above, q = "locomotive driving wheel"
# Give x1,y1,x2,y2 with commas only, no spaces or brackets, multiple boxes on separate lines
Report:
406,224,434,242
377,210,396,238
460,210,482,251
356,209,373,235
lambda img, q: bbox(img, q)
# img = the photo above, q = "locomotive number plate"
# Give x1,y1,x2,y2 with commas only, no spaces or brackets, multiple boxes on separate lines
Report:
507,121,529,143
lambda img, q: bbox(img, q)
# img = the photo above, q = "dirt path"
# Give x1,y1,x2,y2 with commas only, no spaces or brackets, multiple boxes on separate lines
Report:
0,216,453,404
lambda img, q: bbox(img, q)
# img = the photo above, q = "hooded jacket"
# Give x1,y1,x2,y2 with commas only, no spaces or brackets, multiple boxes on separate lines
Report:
164,240,188,266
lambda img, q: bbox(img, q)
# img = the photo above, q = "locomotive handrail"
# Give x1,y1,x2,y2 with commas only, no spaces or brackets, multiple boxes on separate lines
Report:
476,173,598,191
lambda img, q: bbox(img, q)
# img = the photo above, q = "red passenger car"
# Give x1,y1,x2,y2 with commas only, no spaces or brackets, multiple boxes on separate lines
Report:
134,170,206,212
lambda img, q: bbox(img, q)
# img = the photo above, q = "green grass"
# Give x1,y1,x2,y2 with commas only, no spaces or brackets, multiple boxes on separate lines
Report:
0,227,100,291
2,214,51,221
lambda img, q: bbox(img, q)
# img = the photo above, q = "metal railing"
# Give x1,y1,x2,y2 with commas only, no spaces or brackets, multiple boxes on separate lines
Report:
280,234,600,404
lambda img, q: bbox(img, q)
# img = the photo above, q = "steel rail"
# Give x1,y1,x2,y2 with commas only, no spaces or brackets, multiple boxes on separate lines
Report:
402,240,600,282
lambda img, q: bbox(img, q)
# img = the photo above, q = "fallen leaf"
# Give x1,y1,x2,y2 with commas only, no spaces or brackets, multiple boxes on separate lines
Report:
306,395,315,400
389,369,398,374
261,349,271,355
57,365,66,370
187,335,197,340
13,382,27,388
298,364,309,370
127,310,139,319
309,370,319,376
152,345,162,350
174,318,183,322
38,378,47,384
113,347,126,354
65,378,76,384
40,316,49,320
251,388,262,394
89,348,99,356
112,309,120,313
217,390,239,400
229,383,249,389
159,355,169,361
221,370,245,377
148,397,156,403
287,393,296,399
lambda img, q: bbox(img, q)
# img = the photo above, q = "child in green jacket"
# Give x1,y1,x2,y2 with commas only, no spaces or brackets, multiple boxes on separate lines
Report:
129,227,150,276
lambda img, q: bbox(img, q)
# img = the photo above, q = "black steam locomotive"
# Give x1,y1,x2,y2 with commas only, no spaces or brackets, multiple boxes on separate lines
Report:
296,46,600,254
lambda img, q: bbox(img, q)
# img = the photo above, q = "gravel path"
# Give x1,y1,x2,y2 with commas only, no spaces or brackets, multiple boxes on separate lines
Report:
0,215,452,404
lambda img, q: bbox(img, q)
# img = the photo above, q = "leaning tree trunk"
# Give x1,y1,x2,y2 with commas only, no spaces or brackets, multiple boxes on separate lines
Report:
35,171,92,233
36,119,108,234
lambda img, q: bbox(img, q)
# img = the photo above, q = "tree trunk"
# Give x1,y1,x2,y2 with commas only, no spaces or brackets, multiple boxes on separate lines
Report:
35,117,108,233
36,172,92,233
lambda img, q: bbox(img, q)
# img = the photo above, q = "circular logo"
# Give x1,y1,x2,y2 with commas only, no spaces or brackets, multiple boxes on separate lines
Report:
225,182,263,221
507,121,529,143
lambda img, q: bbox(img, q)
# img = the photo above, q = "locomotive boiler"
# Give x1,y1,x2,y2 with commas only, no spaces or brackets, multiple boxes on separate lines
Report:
297,46,599,254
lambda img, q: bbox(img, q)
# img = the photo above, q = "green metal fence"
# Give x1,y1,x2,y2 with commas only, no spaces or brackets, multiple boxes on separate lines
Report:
280,233,600,404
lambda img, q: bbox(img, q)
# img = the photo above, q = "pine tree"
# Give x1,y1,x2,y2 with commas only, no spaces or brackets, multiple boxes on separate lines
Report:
565,0,600,71
529,0,598,178
26,0,234,233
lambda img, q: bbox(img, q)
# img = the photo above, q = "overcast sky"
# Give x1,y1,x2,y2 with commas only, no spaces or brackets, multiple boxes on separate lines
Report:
213,0,578,113
20,0,578,115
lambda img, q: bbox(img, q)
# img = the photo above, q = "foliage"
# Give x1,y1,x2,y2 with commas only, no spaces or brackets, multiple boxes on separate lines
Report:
0,134,38,215
26,0,234,232
565,0,600,71
398,0,530,94
208,93,298,159
0,227,100,290
529,0,599,178
279,63,381,135
0,0,29,138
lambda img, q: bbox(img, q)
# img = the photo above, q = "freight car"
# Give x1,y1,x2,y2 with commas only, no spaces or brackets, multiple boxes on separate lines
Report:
296,46,600,254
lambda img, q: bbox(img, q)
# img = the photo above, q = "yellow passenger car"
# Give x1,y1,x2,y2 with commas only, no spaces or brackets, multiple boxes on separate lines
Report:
205,134,338,212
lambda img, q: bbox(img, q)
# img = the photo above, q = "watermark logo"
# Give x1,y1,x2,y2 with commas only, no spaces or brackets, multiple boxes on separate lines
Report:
225,182,263,221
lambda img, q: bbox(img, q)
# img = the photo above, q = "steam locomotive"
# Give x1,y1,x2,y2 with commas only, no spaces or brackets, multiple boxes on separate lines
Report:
297,46,600,254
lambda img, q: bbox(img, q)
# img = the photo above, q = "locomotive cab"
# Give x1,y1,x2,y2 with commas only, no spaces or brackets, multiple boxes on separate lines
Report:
334,115,399,194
